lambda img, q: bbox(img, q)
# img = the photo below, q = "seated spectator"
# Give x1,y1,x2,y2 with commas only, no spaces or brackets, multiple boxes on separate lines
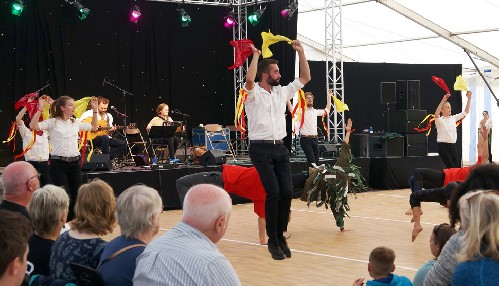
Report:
27,185,69,277
134,184,240,285
49,179,116,280
98,185,163,286
0,161,40,220
352,246,412,286
452,191,499,286
412,223,456,286
0,210,33,286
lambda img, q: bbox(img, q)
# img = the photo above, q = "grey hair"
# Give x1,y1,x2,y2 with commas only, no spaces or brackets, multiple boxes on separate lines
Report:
27,185,69,237
116,185,163,239
457,190,489,230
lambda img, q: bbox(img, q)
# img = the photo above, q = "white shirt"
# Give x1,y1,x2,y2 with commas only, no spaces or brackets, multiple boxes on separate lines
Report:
300,107,328,136
18,123,49,161
80,110,114,126
244,79,304,140
435,112,467,143
485,118,493,130
38,118,92,157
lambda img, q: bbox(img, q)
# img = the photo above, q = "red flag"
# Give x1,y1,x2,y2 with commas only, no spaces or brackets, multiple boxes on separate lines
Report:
432,76,450,93
228,39,254,70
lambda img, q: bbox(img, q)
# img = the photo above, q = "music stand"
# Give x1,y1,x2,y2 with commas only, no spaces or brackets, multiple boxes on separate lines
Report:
148,126,177,163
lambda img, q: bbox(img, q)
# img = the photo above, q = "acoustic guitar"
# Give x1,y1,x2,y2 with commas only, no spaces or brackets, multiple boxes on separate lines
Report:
83,117,123,140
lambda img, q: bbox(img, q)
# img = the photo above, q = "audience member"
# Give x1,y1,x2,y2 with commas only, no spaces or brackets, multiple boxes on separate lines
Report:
424,190,478,285
412,223,456,286
451,191,499,286
49,179,116,280
0,161,40,220
134,184,240,285
352,246,412,286
27,185,69,277
0,210,33,286
98,185,163,286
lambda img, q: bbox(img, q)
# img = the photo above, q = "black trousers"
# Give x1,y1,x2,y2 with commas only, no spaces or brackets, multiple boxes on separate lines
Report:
411,168,445,191
92,135,126,159
152,136,180,159
409,181,460,208
28,161,50,187
175,172,223,207
438,142,458,168
49,159,82,221
300,137,320,166
249,143,292,245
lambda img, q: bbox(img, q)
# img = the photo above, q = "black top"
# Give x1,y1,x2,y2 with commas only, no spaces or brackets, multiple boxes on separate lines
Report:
28,234,54,276
0,200,31,220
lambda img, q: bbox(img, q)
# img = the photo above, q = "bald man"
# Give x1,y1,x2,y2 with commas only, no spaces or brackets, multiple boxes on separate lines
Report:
134,184,241,286
0,161,40,220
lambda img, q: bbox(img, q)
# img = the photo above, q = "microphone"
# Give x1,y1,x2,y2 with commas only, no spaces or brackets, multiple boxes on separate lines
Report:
110,106,127,118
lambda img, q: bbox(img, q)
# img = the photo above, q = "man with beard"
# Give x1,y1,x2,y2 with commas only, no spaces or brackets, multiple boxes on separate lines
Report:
288,91,331,166
244,41,311,260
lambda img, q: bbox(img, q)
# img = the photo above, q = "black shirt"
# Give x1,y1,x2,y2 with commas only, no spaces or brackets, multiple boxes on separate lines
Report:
0,200,31,220
28,234,54,276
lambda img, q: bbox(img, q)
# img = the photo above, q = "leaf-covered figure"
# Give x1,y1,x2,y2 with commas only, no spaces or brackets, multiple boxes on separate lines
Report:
301,140,367,230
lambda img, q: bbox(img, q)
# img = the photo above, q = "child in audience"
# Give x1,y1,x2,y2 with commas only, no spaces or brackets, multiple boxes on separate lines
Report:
353,246,413,286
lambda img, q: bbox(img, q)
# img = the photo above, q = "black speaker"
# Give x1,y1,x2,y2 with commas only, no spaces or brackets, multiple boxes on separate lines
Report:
396,80,421,110
82,154,112,171
380,82,396,104
350,134,369,158
388,109,427,134
405,133,428,157
318,143,339,158
209,149,227,165
368,133,404,158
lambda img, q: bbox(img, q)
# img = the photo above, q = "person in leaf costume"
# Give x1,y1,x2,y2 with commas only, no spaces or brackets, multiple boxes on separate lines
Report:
301,118,367,230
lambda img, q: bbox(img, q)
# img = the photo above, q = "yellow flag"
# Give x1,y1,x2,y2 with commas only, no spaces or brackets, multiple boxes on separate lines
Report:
74,97,93,118
453,75,469,91
261,31,292,58
41,105,51,120
332,95,349,112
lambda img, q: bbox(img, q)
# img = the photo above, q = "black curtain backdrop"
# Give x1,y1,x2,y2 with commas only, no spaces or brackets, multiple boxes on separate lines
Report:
307,62,463,163
0,0,297,166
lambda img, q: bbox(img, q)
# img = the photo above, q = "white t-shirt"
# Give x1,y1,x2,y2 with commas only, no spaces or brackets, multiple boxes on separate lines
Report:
18,123,49,161
300,107,328,136
38,118,92,157
435,112,467,143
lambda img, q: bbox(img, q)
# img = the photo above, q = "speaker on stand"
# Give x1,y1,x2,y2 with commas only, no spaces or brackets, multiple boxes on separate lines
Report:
380,82,397,132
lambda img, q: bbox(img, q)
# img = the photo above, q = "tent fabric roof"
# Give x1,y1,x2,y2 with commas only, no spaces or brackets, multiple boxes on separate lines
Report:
298,0,499,72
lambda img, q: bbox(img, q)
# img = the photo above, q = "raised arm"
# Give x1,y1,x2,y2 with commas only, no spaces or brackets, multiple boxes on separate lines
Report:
434,93,450,119
287,100,294,113
464,91,472,114
244,44,261,91
480,124,489,163
30,96,48,130
89,97,99,131
291,40,311,85
326,89,332,111
344,118,352,145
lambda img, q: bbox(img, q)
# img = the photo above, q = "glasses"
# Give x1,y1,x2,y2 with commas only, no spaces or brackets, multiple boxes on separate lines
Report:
26,173,41,184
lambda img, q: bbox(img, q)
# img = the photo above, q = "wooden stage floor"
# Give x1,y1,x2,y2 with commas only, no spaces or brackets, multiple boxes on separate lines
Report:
103,188,450,285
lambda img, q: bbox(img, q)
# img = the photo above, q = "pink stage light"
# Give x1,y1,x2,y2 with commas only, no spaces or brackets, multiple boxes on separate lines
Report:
130,5,141,23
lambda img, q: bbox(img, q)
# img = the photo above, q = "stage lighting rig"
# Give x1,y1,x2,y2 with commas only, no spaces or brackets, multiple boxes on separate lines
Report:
281,1,298,20
11,0,24,16
177,7,191,27
130,4,141,23
65,0,90,20
248,6,266,26
224,10,237,29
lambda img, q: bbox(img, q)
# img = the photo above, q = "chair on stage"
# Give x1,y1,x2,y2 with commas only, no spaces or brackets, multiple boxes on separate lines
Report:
204,124,236,161
148,126,177,163
125,123,148,162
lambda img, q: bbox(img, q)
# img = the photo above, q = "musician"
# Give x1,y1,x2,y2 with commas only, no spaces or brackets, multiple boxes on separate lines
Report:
146,103,180,160
80,97,126,160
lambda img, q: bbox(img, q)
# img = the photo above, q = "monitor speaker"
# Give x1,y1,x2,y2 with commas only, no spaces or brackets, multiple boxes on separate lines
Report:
82,154,112,171
396,80,421,110
380,82,396,104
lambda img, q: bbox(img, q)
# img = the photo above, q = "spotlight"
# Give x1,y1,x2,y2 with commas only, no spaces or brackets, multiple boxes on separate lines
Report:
178,8,191,27
281,1,298,20
224,11,237,29
72,0,90,20
11,0,24,16
130,5,141,23
248,6,266,26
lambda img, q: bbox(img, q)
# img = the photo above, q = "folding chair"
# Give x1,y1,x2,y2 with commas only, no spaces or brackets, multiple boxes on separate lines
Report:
204,124,236,161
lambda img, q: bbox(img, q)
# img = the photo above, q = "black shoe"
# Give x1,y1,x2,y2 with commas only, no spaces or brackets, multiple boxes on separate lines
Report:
278,238,291,258
268,243,286,260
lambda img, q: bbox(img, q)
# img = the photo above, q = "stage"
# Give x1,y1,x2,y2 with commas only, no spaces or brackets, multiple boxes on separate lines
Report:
80,154,445,208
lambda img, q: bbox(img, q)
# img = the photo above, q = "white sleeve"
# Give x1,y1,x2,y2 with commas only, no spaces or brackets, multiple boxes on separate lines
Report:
79,110,93,120
282,79,305,101
107,113,114,126
38,118,55,131
76,119,93,131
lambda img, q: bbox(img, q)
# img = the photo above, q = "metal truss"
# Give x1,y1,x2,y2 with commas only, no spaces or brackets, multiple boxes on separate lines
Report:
325,0,345,143
145,0,276,7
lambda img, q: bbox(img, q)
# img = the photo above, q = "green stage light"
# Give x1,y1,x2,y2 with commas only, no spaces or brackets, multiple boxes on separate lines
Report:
11,0,24,16
248,7,265,26
71,0,90,20
178,8,191,27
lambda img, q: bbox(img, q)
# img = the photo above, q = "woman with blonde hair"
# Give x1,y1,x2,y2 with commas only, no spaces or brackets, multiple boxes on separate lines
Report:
27,185,69,276
452,191,499,285
98,184,163,286
49,179,116,280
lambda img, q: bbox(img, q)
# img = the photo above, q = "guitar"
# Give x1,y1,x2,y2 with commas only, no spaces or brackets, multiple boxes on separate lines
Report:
83,117,124,140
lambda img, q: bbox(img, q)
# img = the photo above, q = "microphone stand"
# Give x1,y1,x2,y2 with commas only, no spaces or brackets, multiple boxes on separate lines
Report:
172,109,190,164
103,78,133,164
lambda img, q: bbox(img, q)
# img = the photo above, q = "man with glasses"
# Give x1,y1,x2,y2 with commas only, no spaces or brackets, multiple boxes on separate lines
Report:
0,161,40,220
